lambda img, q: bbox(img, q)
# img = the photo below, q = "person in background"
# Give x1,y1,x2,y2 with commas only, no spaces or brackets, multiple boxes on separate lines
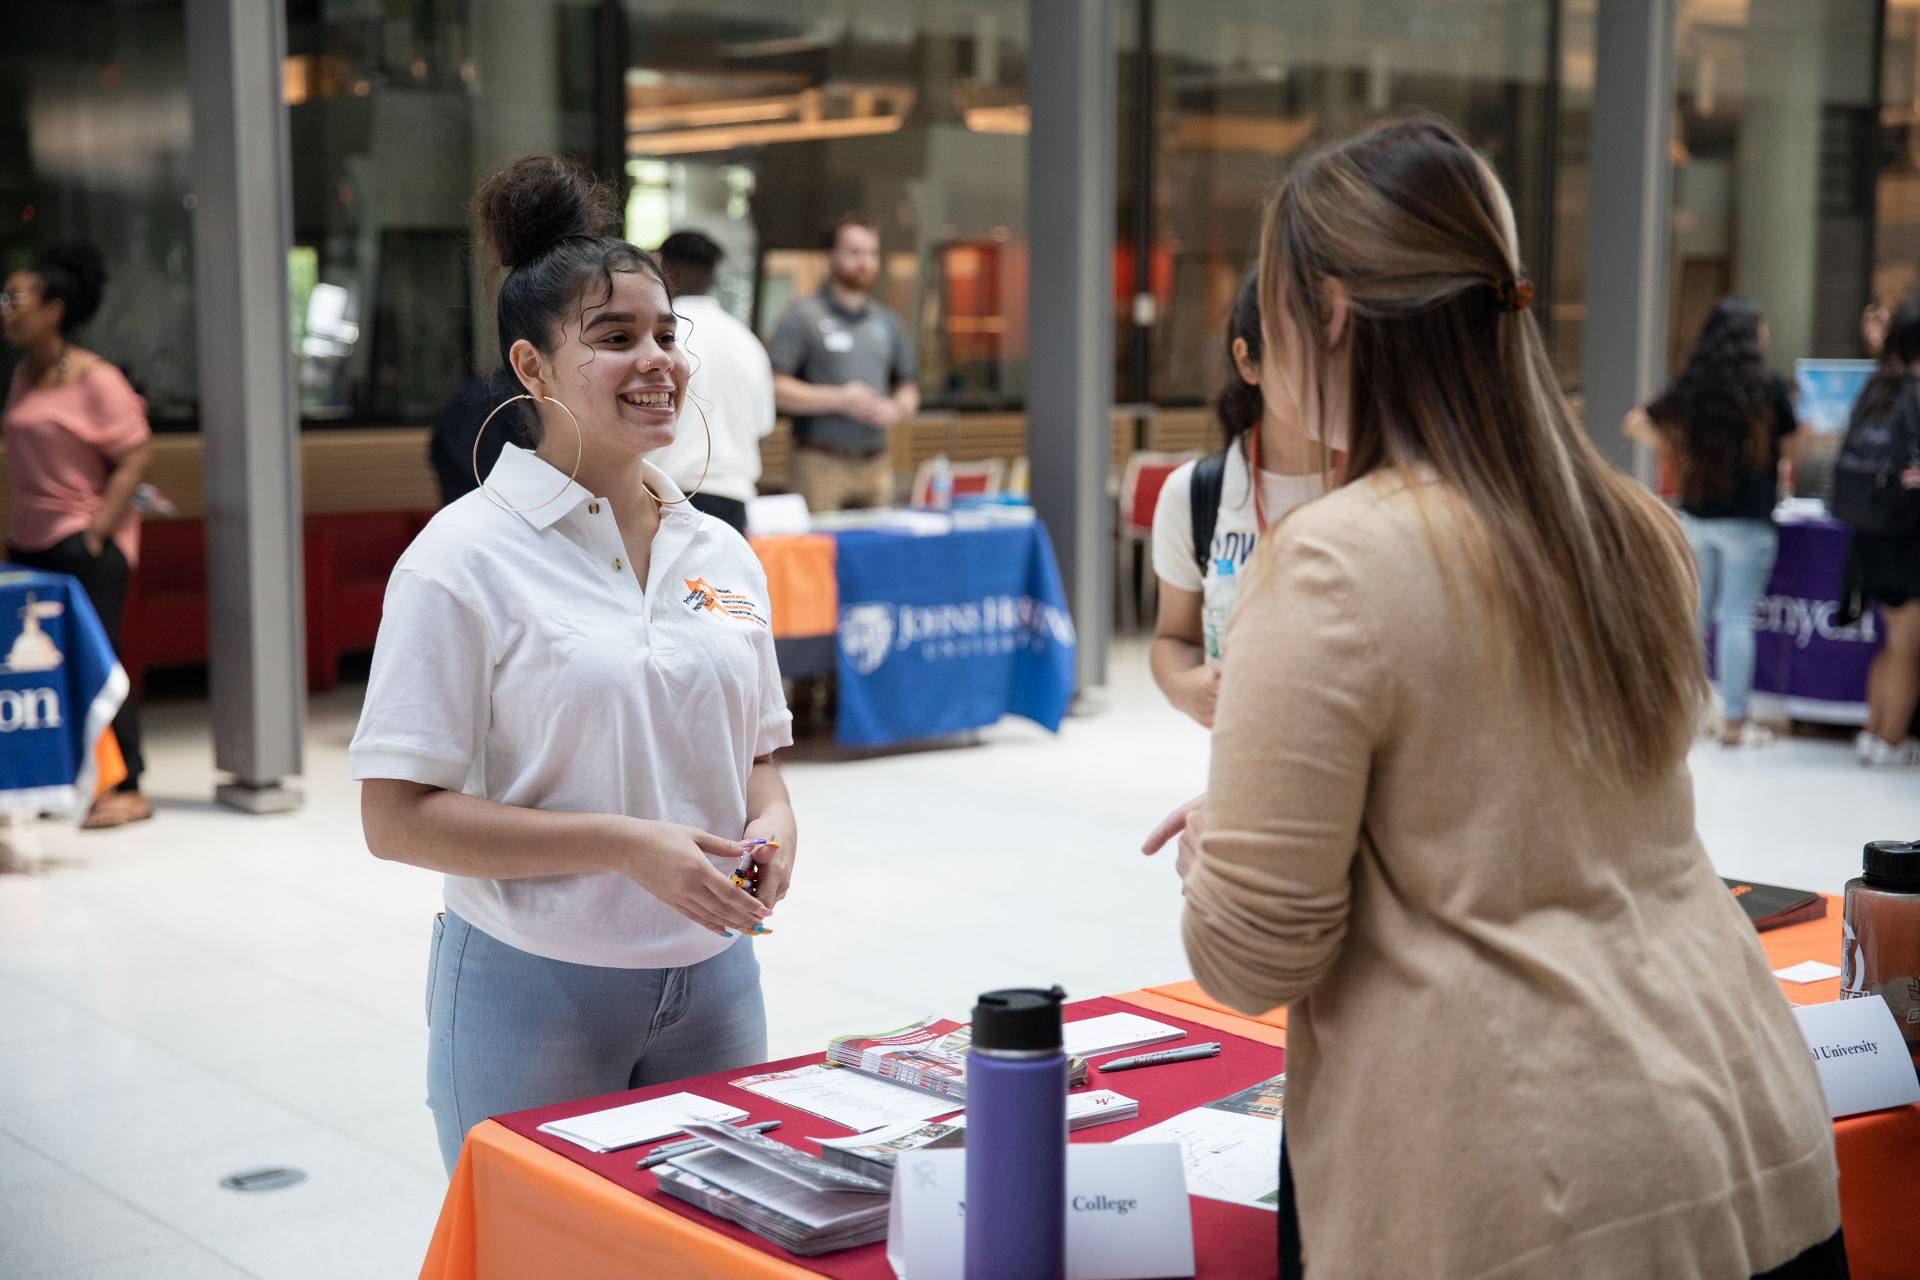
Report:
354,157,795,1173
1837,295,1920,766
1626,298,1809,747
427,369,515,508
769,213,917,513
1147,119,1841,1280
1150,270,1327,728
649,230,775,534
2,240,153,828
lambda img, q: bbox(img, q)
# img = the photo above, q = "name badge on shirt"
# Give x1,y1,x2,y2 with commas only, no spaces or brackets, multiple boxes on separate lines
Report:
823,329,856,354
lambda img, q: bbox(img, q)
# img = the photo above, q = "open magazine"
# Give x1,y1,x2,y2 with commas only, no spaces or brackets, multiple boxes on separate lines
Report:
825,1016,1090,1103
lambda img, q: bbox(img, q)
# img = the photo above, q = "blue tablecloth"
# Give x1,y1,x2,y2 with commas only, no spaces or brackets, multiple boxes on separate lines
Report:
0,567,125,815
1708,516,1877,724
831,520,1077,747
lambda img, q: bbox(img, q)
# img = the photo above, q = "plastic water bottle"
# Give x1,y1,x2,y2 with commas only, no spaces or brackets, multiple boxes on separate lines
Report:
1202,556,1239,664
928,454,955,511
964,986,1068,1280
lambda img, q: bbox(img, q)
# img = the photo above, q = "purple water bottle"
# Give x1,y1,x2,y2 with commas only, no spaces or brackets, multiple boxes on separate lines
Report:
965,986,1068,1280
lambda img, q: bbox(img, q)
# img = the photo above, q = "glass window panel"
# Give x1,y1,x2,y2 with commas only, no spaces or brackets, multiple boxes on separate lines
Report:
1874,1,1920,311
286,0,599,424
1670,0,1880,376
1144,0,1558,408
0,1,196,425
623,0,1029,410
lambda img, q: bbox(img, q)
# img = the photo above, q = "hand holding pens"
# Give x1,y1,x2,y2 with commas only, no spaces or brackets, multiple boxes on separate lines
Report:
726,838,778,937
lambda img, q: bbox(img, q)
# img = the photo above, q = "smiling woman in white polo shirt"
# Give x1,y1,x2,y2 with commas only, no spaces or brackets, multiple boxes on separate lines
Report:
351,156,795,1174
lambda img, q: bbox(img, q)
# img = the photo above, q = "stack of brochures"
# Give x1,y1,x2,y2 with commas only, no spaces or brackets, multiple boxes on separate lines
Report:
813,1118,965,1184
825,1016,1092,1102
652,1120,890,1256
811,1090,1140,1186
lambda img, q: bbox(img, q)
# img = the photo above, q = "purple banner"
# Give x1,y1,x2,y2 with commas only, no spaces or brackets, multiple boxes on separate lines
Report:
1708,517,1879,722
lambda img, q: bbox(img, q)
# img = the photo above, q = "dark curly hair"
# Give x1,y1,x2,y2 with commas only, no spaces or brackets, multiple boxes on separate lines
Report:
29,240,108,336
1648,297,1776,509
471,155,670,443
1216,269,1262,448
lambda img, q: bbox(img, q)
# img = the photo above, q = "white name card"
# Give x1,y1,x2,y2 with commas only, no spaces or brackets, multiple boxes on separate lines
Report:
1792,998,1920,1119
887,1145,1194,1280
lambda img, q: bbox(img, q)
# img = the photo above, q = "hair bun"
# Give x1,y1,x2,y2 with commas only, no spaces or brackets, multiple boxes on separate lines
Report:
473,155,619,272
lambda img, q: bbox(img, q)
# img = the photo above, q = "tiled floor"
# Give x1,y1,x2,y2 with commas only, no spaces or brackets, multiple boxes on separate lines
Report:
0,636,1913,1278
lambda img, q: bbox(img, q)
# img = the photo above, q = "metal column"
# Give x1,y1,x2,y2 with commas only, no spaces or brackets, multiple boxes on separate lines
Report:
185,0,304,812
1028,0,1116,691
1579,0,1677,478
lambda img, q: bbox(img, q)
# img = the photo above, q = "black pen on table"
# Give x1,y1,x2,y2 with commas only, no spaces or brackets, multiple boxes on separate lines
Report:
1097,1043,1222,1072
635,1120,781,1169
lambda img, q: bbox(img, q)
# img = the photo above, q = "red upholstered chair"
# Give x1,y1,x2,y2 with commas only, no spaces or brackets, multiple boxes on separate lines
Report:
116,511,434,695
909,458,1005,508
305,511,431,690
1115,451,1197,632
119,520,209,700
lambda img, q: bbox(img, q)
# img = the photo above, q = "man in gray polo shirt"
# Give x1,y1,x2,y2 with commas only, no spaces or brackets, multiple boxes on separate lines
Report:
769,212,919,512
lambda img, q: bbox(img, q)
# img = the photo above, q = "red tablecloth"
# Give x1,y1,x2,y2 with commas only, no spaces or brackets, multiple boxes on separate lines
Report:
475,995,1282,1278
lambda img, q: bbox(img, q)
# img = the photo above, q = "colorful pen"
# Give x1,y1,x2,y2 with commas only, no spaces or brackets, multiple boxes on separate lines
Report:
730,839,778,936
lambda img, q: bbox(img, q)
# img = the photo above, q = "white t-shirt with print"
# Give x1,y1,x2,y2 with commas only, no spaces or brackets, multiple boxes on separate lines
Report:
1151,441,1326,657
350,444,792,969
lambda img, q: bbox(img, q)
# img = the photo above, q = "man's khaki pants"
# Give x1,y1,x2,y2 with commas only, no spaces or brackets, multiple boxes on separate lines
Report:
791,446,895,513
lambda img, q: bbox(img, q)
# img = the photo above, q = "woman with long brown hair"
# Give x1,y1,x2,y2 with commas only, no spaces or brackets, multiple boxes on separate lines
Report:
1146,119,1841,1279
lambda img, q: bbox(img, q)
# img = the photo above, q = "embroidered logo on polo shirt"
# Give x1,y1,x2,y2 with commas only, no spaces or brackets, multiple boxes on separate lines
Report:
682,577,769,628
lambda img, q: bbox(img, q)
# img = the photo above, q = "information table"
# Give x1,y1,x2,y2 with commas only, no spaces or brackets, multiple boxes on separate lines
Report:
419,904,1915,1280
1711,516,1879,725
752,516,1077,749
0,566,126,815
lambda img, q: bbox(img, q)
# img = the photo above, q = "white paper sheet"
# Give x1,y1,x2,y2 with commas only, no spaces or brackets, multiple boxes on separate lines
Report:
1773,960,1843,984
1118,1105,1282,1212
1061,1012,1186,1058
535,1091,747,1154
732,1063,960,1131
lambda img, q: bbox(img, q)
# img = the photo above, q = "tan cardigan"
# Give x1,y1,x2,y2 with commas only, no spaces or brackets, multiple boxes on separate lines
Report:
1183,470,1839,1280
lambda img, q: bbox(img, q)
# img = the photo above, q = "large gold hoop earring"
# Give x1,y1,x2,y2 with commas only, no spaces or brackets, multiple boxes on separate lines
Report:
640,394,713,507
472,393,584,514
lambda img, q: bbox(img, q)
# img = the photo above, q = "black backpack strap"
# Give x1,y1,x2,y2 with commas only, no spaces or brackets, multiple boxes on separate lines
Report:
1189,448,1231,576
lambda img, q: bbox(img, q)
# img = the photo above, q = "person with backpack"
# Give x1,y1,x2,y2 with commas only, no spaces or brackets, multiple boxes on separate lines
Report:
1149,270,1328,727
1833,294,1920,766
1626,298,1809,747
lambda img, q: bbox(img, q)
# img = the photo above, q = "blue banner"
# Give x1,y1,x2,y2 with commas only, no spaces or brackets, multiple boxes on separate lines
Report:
832,521,1077,748
0,567,125,814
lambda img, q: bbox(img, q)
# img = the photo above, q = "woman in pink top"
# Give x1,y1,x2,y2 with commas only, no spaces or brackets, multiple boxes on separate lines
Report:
3,241,154,827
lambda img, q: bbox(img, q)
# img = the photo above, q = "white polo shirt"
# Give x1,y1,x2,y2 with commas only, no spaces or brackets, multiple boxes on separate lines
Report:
647,295,776,505
350,443,793,968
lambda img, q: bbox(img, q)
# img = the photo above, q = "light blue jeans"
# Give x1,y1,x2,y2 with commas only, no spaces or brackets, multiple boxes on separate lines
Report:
1679,514,1779,722
425,908,767,1173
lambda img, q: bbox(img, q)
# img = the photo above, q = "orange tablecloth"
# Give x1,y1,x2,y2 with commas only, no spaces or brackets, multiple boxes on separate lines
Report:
1141,895,1917,1280
749,534,836,639
424,1119,820,1280
420,899,1914,1280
